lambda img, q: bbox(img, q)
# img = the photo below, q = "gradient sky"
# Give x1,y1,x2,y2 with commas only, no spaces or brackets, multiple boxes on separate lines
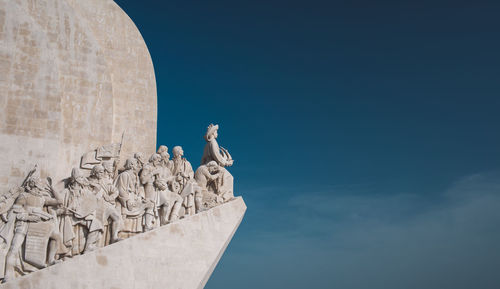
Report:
114,1,500,288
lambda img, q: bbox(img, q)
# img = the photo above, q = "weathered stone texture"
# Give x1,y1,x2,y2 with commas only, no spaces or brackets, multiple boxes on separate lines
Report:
0,197,247,289
0,0,157,191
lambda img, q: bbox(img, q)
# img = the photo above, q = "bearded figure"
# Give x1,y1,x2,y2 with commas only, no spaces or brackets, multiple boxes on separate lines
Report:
60,168,103,256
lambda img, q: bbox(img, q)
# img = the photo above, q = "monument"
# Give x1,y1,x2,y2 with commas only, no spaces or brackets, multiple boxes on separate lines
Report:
0,0,246,288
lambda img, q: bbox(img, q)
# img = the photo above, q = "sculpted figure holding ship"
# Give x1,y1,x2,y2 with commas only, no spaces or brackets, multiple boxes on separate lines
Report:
200,124,235,202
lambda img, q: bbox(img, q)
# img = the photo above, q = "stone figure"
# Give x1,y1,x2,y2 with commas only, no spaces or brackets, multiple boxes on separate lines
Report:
134,152,148,170
157,145,173,172
60,168,103,256
172,146,194,181
0,187,24,252
88,165,123,245
140,154,182,230
3,171,64,282
200,124,234,201
172,146,203,215
0,167,39,280
0,123,237,284
154,150,183,223
140,154,159,230
0,189,22,280
115,158,151,237
194,161,221,191
102,160,120,181
194,161,226,210
201,124,234,167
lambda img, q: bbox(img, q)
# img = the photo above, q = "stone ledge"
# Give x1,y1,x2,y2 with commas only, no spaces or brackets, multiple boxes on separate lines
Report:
0,197,246,289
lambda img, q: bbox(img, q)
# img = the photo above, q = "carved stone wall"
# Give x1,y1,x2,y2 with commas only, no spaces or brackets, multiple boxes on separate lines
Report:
0,0,157,191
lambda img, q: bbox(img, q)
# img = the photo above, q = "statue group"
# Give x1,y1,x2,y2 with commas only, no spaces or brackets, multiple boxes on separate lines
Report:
0,124,234,283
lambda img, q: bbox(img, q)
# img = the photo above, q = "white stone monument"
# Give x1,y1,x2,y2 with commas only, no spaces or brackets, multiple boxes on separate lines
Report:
0,1,245,287
0,0,157,193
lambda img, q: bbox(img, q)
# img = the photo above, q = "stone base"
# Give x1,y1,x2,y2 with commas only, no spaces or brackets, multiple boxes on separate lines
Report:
0,197,246,289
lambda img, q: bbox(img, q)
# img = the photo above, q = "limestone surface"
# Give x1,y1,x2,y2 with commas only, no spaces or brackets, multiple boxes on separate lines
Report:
0,197,247,289
0,0,157,193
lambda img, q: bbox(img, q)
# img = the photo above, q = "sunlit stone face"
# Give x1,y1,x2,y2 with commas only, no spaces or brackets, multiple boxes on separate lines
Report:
0,0,157,192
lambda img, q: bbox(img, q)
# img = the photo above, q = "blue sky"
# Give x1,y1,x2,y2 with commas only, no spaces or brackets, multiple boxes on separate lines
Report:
114,1,500,288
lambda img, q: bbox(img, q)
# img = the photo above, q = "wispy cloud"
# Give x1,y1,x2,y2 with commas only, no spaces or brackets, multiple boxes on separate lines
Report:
209,172,500,289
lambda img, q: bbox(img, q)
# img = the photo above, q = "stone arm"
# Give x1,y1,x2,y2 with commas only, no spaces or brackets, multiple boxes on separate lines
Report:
206,140,232,167
105,185,119,202
16,212,41,222
43,197,62,207
195,166,220,190
198,167,220,181
207,171,221,181
11,200,41,222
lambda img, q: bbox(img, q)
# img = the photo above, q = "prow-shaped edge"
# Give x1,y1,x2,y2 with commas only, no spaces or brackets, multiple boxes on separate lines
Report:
1,197,247,289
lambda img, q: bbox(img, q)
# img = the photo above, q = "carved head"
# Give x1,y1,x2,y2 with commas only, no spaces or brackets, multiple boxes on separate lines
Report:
26,176,42,191
157,145,170,164
70,168,88,186
91,164,106,180
172,146,184,158
204,124,219,142
124,158,139,172
149,153,162,166
207,161,219,173
134,152,147,167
